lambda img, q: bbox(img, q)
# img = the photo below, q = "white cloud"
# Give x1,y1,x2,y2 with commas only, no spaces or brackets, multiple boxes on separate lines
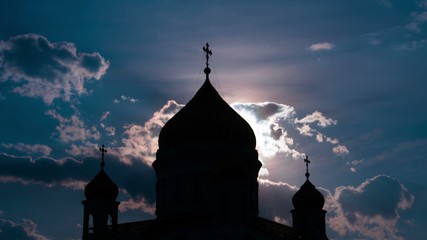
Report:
273,216,290,225
59,179,87,191
119,197,156,215
347,159,363,172
296,124,314,136
0,34,109,105
0,175,86,191
1,143,51,156
46,110,100,143
316,132,324,142
112,100,345,169
105,126,116,136
308,42,335,51
232,102,304,160
295,111,337,127
350,159,363,165
98,111,116,136
326,137,339,144
0,176,44,185
258,178,299,190
100,123,116,136
65,143,98,157
99,111,110,122
332,145,349,156
291,110,345,155
115,100,183,165
258,167,270,176
113,95,140,104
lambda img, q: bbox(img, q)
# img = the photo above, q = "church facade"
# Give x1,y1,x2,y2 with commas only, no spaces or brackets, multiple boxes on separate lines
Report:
81,44,328,240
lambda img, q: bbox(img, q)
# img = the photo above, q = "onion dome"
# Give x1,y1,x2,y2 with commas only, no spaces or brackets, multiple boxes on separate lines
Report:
158,43,256,150
84,170,119,201
292,179,325,209
292,155,325,209
84,145,119,201
159,79,255,149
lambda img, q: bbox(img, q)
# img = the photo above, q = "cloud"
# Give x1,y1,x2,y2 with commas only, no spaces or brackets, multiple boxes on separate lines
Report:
397,39,427,51
99,111,110,122
46,109,100,143
316,132,324,142
0,143,51,156
332,144,350,156
0,152,156,201
232,102,303,160
325,137,339,144
258,175,414,240
0,217,49,240
115,100,345,166
405,0,427,32
0,176,86,191
308,42,335,51
326,175,414,240
258,178,298,223
296,124,314,136
118,197,156,215
292,111,346,156
0,34,109,105
65,142,98,157
113,95,140,104
115,100,183,165
295,111,337,127
347,159,364,172
98,111,116,136
0,153,87,185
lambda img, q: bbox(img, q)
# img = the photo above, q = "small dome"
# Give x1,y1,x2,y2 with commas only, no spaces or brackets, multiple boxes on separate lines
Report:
292,180,325,209
84,170,119,201
158,79,256,149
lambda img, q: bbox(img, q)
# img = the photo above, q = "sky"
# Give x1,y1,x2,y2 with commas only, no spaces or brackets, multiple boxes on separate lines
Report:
0,0,426,239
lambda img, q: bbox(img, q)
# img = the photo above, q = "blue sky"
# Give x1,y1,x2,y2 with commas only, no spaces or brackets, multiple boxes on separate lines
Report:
0,0,426,239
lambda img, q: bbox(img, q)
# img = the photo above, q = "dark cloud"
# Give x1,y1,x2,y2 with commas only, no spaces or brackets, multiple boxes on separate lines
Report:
327,175,414,240
0,217,48,240
80,53,105,74
0,153,156,202
0,34,109,104
232,102,294,121
338,175,409,218
258,180,298,224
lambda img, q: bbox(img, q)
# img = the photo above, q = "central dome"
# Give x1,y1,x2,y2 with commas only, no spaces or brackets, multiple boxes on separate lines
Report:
158,79,256,150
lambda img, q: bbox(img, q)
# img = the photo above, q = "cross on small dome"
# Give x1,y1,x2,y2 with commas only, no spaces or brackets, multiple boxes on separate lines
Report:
203,43,213,79
99,144,107,170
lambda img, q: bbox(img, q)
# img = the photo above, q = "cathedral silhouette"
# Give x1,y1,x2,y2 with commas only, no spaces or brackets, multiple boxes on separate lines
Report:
81,44,328,240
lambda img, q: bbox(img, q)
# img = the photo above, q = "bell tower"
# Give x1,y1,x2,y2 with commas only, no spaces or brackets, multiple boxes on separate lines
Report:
82,145,120,239
291,156,328,240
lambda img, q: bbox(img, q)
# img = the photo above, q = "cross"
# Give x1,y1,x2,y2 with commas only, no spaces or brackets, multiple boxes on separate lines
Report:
304,155,311,179
202,43,212,67
99,144,107,170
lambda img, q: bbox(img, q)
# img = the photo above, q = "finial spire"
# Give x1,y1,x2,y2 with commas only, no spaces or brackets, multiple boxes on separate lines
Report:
99,144,107,170
202,43,212,79
304,155,310,180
